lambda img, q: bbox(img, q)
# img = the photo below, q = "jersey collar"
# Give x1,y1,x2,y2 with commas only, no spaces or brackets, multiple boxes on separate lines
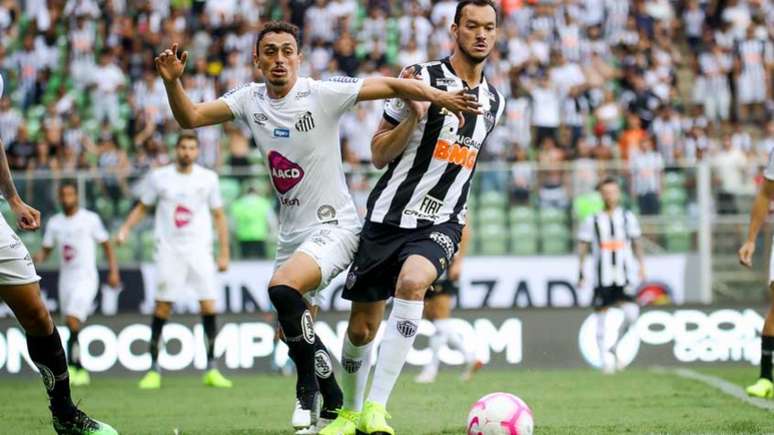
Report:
441,56,487,90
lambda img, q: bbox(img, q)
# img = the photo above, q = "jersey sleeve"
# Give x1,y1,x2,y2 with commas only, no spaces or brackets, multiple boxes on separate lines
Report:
41,219,55,248
383,65,426,124
208,173,224,209
140,171,159,206
219,83,253,122
625,211,642,239
317,77,364,118
577,216,594,243
91,213,110,243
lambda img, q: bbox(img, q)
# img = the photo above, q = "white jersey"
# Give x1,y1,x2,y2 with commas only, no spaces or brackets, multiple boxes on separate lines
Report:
140,164,222,249
764,145,774,182
42,208,108,279
220,77,363,243
578,207,642,288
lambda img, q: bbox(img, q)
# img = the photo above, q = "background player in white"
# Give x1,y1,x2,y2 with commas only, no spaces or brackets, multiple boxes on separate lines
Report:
738,148,774,398
0,74,116,434
153,20,479,433
35,182,121,387
116,132,232,390
577,177,645,374
414,225,482,384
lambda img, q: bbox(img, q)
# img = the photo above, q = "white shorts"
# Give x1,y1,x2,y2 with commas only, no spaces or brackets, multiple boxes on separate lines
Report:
274,226,359,304
155,243,217,303
0,218,40,286
59,274,98,322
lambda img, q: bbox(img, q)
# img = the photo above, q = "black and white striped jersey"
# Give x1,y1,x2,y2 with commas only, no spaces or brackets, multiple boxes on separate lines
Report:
578,208,642,288
366,57,505,229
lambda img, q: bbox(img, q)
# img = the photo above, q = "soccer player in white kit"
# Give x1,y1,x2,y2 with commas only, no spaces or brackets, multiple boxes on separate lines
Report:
35,182,121,387
739,148,774,398
153,20,480,433
116,132,232,390
0,74,117,434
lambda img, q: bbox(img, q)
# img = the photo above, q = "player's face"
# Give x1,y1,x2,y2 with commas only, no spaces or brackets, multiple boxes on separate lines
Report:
255,32,301,88
452,5,497,64
59,186,78,212
600,183,620,209
176,139,199,167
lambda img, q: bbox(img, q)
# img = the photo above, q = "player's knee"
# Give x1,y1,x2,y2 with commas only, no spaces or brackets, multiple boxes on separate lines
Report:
268,285,304,315
20,305,53,336
347,321,376,345
395,274,430,300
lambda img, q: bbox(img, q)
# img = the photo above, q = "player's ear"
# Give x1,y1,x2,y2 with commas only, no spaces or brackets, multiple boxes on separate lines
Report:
451,22,458,39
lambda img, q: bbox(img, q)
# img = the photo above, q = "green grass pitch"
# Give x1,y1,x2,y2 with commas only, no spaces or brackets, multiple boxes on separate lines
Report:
1,367,773,434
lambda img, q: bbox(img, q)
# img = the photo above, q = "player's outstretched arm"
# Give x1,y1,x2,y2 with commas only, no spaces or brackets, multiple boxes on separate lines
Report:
0,138,39,231
156,43,233,129
357,77,481,119
116,203,148,245
739,179,774,268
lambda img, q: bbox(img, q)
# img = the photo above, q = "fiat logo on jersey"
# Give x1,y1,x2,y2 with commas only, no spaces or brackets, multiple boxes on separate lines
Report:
62,244,76,262
174,205,193,228
268,150,304,194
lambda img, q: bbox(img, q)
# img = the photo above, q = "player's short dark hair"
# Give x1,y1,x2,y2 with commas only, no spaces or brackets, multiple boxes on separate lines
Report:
256,21,301,52
597,176,619,191
175,130,198,147
59,180,78,194
454,0,498,26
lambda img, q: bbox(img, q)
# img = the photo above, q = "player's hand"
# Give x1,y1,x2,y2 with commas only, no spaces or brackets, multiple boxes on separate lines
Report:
400,68,430,120
432,89,481,127
9,198,40,231
115,226,129,245
217,254,229,272
739,241,756,268
155,43,188,83
107,270,121,288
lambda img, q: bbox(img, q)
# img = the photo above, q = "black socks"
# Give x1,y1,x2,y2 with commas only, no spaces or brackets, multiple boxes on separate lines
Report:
761,335,774,380
27,329,75,416
269,285,318,409
66,328,81,369
202,314,217,369
314,337,343,417
149,315,167,372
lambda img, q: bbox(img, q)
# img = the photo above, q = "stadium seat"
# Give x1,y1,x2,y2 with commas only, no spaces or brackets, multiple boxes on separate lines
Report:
539,207,567,225
660,187,687,206
478,206,507,225
509,206,536,225
115,236,138,264
665,221,692,252
664,171,686,189
479,190,507,208
140,231,155,262
220,178,241,206
20,232,41,255
479,222,508,255
540,223,570,255
510,222,538,255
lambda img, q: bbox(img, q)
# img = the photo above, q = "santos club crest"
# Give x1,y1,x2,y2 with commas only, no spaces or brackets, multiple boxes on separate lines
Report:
295,111,315,132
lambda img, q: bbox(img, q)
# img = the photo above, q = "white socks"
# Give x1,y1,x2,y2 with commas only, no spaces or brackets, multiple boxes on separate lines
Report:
367,298,424,407
340,334,373,412
596,310,608,362
620,302,640,331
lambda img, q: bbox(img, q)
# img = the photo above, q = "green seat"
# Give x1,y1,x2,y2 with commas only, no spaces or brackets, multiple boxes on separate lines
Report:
541,223,570,254
479,223,508,255
115,237,138,264
479,190,507,208
140,231,155,262
478,206,506,224
665,221,692,252
661,187,687,206
662,204,685,216
509,206,535,225
220,178,241,205
664,171,686,189
20,232,42,254
510,223,538,255
539,207,567,225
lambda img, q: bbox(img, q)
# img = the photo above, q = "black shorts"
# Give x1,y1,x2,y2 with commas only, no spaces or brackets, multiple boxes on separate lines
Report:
592,285,635,309
342,221,463,303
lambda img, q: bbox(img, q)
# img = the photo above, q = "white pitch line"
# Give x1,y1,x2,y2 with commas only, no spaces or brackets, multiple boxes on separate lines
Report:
652,366,774,412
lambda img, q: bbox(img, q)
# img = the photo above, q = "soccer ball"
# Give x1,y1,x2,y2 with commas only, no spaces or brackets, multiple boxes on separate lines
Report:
466,392,533,435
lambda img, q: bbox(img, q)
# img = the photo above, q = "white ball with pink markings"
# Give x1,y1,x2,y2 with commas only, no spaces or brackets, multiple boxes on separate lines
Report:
467,392,534,435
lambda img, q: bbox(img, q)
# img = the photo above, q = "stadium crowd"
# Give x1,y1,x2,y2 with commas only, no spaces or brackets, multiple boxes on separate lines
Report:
0,0,772,251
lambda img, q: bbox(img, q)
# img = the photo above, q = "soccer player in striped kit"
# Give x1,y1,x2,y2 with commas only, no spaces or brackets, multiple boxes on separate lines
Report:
577,177,645,374
322,1,504,433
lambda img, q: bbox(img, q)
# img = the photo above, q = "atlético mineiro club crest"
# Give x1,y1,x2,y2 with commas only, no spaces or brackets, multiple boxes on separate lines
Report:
295,111,315,132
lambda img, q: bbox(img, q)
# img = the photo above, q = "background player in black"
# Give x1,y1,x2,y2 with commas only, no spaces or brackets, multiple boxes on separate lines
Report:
322,1,502,434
